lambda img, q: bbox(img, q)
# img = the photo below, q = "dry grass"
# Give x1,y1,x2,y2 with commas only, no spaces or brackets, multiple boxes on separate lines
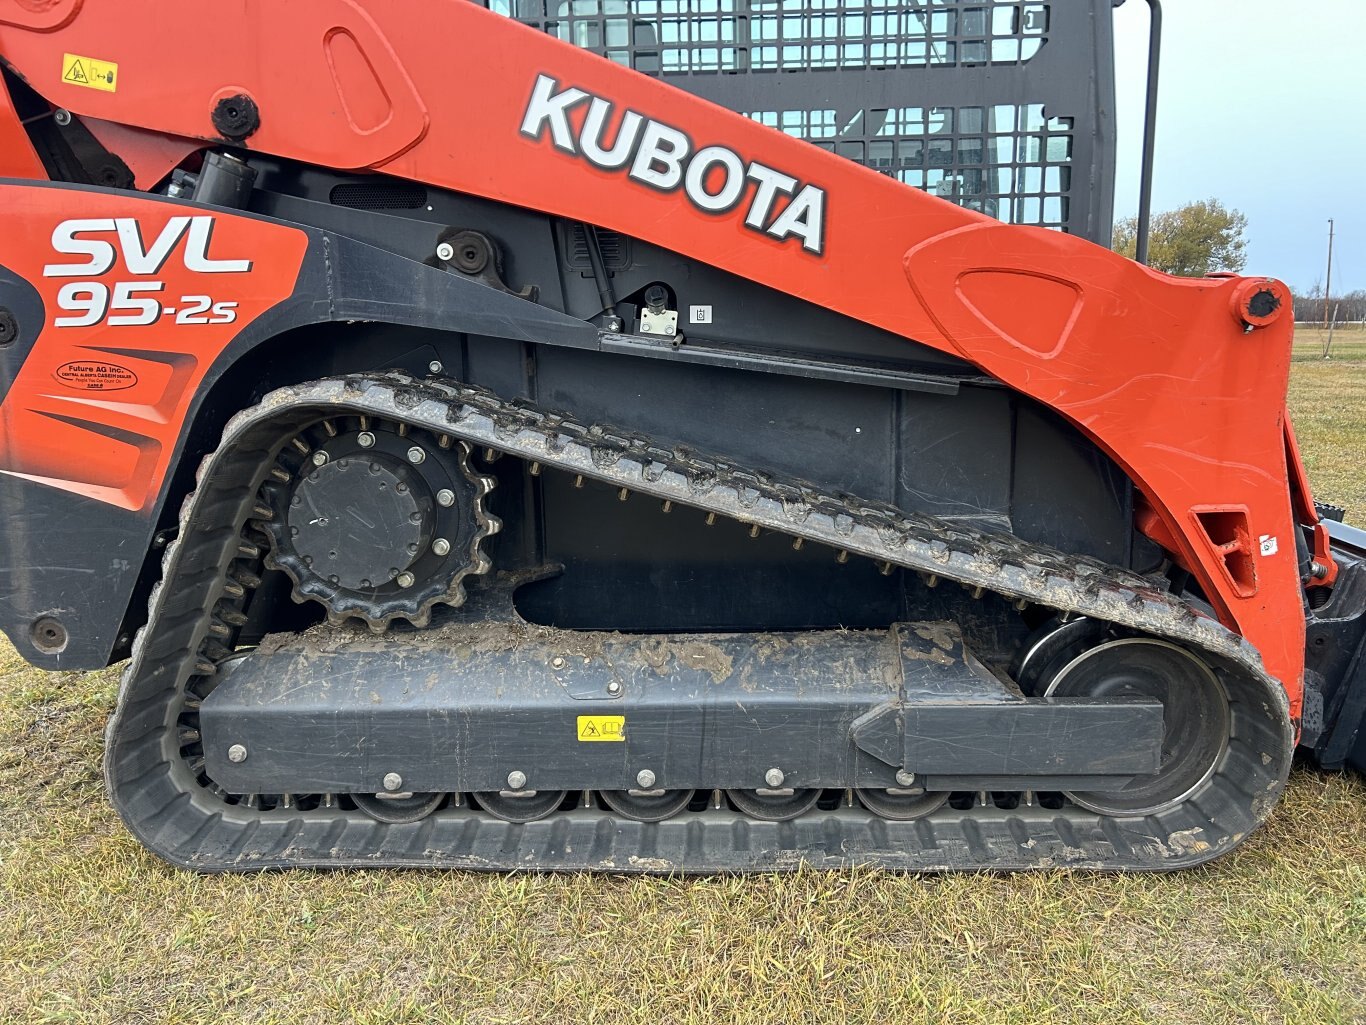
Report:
3,351,1366,1024
1291,324,1366,519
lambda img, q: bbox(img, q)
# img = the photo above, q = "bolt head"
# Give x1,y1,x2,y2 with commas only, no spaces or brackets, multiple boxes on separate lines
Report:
895,770,916,787
54,108,72,126
311,451,328,466
432,537,451,557
436,489,456,508
396,571,415,588
606,680,622,695
382,772,403,792
227,744,247,764
407,446,426,465
551,656,566,669
428,360,444,375
507,770,527,790
436,241,456,262
764,768,785,788
636,769,657,789
357,431,376,449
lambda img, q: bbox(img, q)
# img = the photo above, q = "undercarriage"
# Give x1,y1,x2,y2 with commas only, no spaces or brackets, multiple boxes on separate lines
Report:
106,372,1291,872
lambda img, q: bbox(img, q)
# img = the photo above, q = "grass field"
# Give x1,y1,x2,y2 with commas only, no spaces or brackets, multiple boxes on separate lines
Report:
2,330,1365,1024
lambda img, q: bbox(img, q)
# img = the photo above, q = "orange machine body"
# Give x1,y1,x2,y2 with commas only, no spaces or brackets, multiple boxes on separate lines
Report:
0,0,1312,714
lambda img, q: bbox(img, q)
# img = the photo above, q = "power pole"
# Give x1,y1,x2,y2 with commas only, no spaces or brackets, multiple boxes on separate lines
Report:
1322,218,1335,329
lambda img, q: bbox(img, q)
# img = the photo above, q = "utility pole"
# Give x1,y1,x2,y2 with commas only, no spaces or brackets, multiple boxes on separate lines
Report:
1322,218,1335,329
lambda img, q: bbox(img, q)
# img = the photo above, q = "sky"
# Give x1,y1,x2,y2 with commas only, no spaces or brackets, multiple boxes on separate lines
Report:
1111,0,1366,293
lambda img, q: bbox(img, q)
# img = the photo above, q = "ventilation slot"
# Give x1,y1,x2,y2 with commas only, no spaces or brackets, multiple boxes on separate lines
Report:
329,182,428,210
565,225,631,274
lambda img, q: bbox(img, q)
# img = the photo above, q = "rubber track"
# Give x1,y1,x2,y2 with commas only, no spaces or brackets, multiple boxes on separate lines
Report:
103,372,1294,872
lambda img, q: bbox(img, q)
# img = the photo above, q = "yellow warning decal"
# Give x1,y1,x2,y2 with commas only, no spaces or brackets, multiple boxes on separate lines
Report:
577,715,625,742
62,53,119,93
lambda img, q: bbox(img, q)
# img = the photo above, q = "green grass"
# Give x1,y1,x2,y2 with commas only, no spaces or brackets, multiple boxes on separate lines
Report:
3,353,1366,1024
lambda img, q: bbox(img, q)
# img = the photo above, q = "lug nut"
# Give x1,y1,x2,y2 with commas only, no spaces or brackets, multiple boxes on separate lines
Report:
227,744,247,764
357,431,376,449
382,772,403,792
436,241,455,262
432,538,451,556
636,769,657,789
436,489,456,507
396,572,415,588
311,451,328,466
764,768,785,788
407,446,426,465
507,770,527,790
895,770,916,787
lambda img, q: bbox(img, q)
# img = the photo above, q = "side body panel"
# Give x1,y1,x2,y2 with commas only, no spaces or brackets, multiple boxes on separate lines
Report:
0,2,1305,711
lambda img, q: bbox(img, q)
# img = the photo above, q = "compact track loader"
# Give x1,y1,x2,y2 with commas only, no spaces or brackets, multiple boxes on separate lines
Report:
0,0,1362,872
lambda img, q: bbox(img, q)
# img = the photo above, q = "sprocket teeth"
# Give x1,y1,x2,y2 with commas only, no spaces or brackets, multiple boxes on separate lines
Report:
257,415,501,633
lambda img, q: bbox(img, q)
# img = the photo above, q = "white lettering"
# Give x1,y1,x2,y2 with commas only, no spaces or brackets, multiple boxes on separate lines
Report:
580,97,644,170
519,76,828,257
519,74,588,153
767,184,826,254
743,164,798,232
116,216,192,275
629,120,690,190
183,217,251,273
45,219,117,277
684,146,746,212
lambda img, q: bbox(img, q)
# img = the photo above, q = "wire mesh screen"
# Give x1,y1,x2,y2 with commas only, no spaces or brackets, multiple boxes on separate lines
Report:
481,0,1117,243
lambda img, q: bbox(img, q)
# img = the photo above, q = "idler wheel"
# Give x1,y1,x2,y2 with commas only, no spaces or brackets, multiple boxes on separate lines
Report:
1045,638,1231,816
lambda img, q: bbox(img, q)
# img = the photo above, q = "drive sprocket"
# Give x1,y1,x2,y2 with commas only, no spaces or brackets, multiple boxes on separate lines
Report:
258,415,500,630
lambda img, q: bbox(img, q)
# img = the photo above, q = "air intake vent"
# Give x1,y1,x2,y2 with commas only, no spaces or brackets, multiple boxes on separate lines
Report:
329,182,429,210
565,224,631,272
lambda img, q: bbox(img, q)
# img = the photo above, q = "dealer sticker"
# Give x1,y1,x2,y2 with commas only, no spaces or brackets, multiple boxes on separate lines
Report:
53,360,138,392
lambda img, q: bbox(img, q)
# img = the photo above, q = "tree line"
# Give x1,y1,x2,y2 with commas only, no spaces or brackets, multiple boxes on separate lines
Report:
1290,287,1366,325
